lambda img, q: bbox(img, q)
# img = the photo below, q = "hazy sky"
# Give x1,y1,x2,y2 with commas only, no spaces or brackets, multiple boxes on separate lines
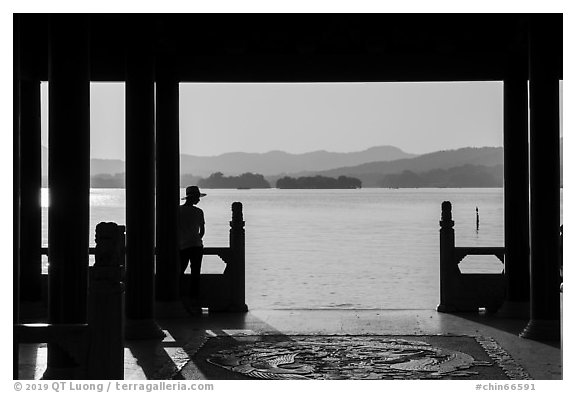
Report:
41,81,505,160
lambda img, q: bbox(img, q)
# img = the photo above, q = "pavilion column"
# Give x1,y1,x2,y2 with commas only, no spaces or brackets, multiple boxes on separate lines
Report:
155,67,181,302
14,14,21,380
47,15,91,374
499,72,530,317
19,79,43,302
125,49,165,338
521,17,561,341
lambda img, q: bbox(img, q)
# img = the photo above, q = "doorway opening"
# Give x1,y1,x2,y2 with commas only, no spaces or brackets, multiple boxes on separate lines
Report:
178,82,504,310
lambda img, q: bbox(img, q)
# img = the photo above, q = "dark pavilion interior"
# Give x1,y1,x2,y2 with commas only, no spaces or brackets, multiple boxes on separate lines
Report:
14,14,562,379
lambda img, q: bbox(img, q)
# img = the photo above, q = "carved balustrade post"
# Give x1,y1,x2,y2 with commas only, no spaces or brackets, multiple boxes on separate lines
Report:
437,201,457,312
229,202,248,312
88,222,125,379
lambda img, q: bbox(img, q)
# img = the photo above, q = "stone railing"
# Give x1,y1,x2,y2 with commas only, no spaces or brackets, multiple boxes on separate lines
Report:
15,222,125,380
191,201,248,312
437,201,506,313
39,202,248,313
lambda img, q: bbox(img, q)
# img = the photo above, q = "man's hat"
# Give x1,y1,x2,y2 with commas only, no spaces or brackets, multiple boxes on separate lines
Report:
182,185,207,200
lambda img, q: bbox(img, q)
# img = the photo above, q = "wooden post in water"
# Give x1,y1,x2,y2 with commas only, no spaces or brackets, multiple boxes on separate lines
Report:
476,207,479,232
229,202,248,312
437,201,457,312
88,222,125,379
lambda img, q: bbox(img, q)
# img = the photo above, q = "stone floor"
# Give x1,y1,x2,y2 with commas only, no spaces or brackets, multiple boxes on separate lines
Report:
18,308,562,380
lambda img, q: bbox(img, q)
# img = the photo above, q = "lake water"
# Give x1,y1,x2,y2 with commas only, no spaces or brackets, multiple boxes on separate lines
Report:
41,188,530,310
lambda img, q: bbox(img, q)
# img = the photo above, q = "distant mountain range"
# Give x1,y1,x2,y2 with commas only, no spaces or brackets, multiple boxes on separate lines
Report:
41,145,510,188
179,146,416,177
40,137,564,184
41,146,126,177
287,146,504,187
41,145,416,177
379,164,504,188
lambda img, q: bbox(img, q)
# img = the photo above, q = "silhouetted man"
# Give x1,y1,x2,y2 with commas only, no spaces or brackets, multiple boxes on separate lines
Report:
179,185,206,314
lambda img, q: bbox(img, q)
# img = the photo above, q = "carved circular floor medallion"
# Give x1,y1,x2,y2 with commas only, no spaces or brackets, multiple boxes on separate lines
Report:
206,336,496,380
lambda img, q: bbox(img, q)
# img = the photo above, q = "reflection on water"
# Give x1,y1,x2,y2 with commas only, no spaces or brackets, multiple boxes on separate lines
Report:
40,188,561,310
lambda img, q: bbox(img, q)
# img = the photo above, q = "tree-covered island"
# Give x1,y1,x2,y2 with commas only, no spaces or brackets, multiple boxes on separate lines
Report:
198,172,271,189
276,175,362,189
